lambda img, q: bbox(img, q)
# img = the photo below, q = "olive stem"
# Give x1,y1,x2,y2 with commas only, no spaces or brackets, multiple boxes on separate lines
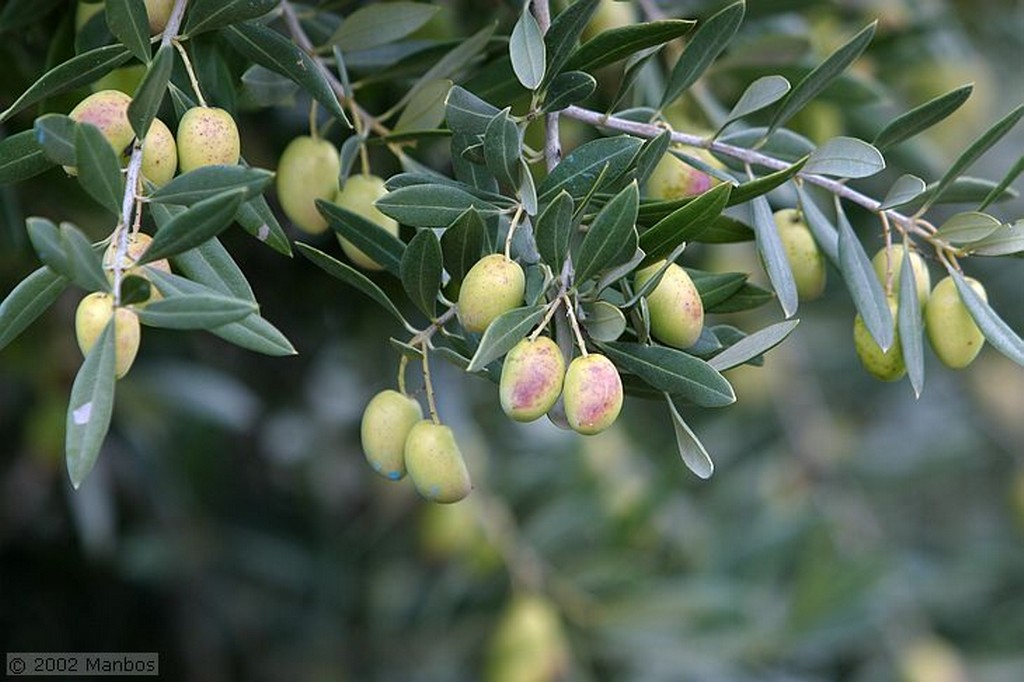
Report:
408,305,459,347
420,347,440,424
397,354,409,396
112,0,190,306
563,294,588,357
172,39,207,108
880,211,895,297
503,204,525,260
308,100,319,140
530,296,564,342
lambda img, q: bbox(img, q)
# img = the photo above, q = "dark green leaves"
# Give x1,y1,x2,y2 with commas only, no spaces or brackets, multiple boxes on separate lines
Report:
0,267,69,351
601,342,735,408
748,195,798,319
224,22,348,125
949,268,1024,366
375,184,501,228
935,212,1001,245
66,321,117,489
879,174,927,210
659,1,744,110
441,208,486,283
105,0,152,63
538,135,642,201
445,85,501,136
575,182,639,284
136,294,258,330
317,199,406,276
510,6,545,90
75,123,124,215
640,183,731,265
873,84,973,151
328,2,439,52
27,218,107,292
837,205,893,350
142,189,248,263
543,0,599,87
666,396,714,479
185,0,281,37
536,191,574,270
898,248,924,398
466,305,546,373
544,71,597,113
0,44,132,124
33,114,77,166
401,230,443,318
567,19,694,74
766,21,876,137
484,110,521,189
708,320,799,372
127,44,173,139
149,166,274,204
718,75,790,133
0,130,53,184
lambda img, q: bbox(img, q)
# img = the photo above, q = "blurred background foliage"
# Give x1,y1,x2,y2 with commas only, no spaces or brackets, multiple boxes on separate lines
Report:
1,0,1023,680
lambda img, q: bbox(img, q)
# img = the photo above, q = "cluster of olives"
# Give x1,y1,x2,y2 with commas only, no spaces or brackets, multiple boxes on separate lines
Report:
275,137,398,269
66,86,241,379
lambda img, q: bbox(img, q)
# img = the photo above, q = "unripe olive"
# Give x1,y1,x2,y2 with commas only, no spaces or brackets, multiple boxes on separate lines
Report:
646,150,719,200
333,174,400,270
404,421,472,503
634,260,704,349
499,336,566,422
141,118,177,187
144,0,174,34
854,297,905,381
773,208,826,301
176,106,240,173
360,389,423,480
458,254,525,334
563,354,623,435
92,65,147,95
103,232,170,306
67,90,135,172
75,292,141,379
871,245,931,307
582,0,635,41
925,276,986,369
486,594,570,682
277,136,341,235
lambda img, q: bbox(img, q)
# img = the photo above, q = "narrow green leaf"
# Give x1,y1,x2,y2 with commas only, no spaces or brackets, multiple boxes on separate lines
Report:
766,21,876,136
837,204,893,350
705,282,774,313
375,184,501,228
905,176,1019,211
328,2,438,52
689,270,747,309
873,84,973,151
141,189,247,263
296,243,410,329
665,395,713,479
979,154,1024,211
542,0,599,87
510,6,545,90
105,0,151,63
921,103,1024,212
633,130,672,188
240,64,299,106
543,70,597,113
483,109,521,189
75,122,125,215
639,183,731,265
727,158,805,205
61,223,109,292
127,44,173,139
401,229,442,318
0,44,132,124
608,47,659,113
898,249,924,398
0,129,53,184
538,135,642,201
567,19,694,74
395,79,452,133
949,268,1024,366
441,208,486,283
803,136,884,178
235,194,292,256
65,321,116,489
397,22,496,112
659,1,745,110
466,305,546,372
535,190,574,270
709,320,799,371
224,22,348,126
149,166,274,204
519,158,538,216
718,75,790,133
575,182,639,283
749,195,798,318
795,185,839,264
27,217,72,277
0,266,69,351
601,341,735,408
879,174,926,210
136,293,257,329
935,211,1001,245
168,238,256,303
964,220,1024,257
147,269,296,356
317,199,406,276
185,0,281,37
445,85,500,136
33,114,77,166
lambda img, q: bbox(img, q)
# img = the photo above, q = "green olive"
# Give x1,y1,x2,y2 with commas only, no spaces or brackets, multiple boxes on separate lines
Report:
360,389,423,480
499,336,566,422
334,174,400,270
458,254,525,334
634,260,704,349
276,136,340,235
404,421,472,503
75,292,141,379
176,106,240,173
773,208,826,301
563,354,623,435
925,275,986,369
854,297,905,381
871,244,931,307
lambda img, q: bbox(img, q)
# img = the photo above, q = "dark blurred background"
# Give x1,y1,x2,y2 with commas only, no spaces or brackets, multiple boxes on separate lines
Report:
1,0,1023,680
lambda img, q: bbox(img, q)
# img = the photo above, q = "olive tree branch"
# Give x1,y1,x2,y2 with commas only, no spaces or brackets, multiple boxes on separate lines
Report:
531,0,562,173
113,0,190,305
